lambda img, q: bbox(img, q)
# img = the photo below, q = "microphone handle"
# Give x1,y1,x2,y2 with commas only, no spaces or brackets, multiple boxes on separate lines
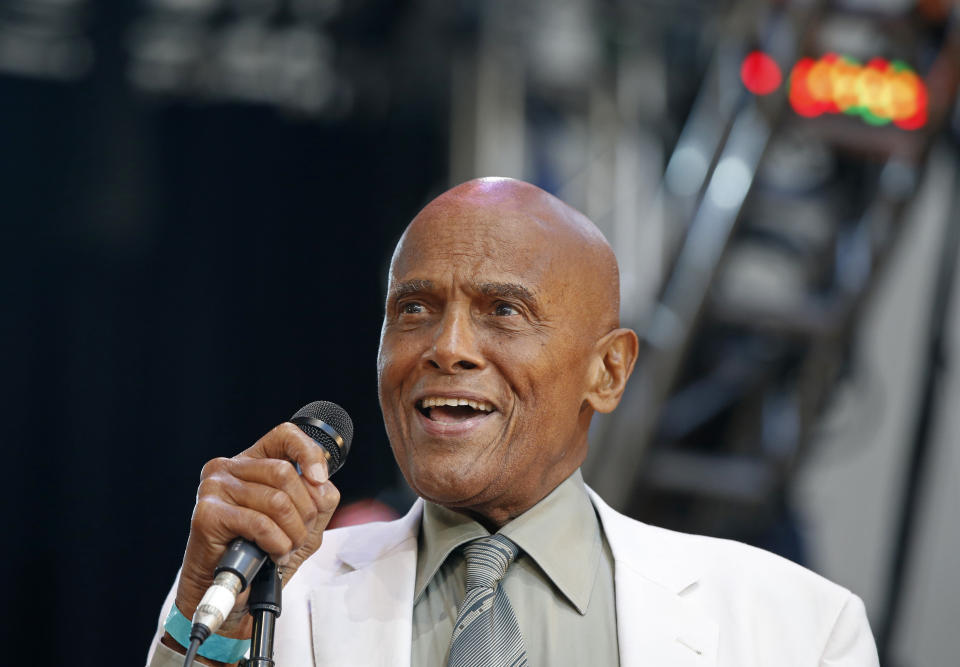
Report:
217,538,269,590
191,539,268,637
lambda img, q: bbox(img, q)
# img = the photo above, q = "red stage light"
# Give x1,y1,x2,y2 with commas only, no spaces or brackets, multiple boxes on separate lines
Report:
740,51,782,95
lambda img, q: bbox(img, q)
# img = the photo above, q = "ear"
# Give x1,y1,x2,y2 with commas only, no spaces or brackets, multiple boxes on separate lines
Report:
585,327,639,413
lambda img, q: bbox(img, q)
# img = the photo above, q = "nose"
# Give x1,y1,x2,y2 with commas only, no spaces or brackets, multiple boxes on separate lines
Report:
425,307,484,372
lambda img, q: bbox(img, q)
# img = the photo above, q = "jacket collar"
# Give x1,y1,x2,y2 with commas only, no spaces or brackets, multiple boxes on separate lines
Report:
589,488,718,664
587,488,701,594
336,498,423,570
307,501,422,667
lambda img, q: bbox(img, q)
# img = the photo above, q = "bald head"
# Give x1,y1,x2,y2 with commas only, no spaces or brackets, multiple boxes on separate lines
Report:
377,177,638,527
394,177,622,335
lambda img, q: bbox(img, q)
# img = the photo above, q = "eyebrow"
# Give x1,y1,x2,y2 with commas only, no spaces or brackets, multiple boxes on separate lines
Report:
388,279,540,310
389,279,434,301
477,281,538,307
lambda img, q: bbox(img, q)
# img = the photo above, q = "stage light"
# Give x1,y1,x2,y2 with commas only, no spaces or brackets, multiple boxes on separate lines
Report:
740,51,782,95
785,53,927,130
788,57,820,117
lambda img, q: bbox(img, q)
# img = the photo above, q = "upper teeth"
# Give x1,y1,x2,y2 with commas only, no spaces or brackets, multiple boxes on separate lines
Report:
421,396,494,412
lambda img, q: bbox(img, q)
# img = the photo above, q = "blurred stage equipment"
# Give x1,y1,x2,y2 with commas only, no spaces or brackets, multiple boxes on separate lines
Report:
444,2,959,665
0,0,94,81
574,4,960,667
126,0,348,116
123,0,458,120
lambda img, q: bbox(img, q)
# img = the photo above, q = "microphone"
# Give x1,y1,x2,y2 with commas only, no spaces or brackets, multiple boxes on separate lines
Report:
189,401,354,642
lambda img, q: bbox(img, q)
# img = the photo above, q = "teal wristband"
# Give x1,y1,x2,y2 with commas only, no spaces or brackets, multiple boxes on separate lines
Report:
164,605,250,664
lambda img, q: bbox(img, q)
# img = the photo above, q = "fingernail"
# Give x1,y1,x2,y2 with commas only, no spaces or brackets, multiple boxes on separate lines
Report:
277,553,291,567
308,462,328,484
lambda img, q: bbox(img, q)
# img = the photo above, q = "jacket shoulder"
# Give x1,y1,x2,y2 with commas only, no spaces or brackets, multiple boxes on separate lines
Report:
610,504,852,604
593,492,876,663
594,489,849,600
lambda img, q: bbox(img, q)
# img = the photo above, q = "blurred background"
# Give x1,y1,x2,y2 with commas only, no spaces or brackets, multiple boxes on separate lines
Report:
3,0,959,664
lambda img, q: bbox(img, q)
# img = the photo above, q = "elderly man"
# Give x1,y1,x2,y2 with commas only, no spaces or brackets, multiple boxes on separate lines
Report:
146,178,879,666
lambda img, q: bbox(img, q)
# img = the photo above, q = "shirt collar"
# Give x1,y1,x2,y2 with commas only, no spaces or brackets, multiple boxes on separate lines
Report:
414,469,602,615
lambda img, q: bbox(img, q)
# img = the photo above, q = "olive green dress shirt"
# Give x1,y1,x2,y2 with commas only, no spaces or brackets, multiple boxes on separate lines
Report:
412,469,619,667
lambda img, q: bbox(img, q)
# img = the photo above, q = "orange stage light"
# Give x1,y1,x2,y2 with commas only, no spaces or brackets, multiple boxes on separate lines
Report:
788,57,820,117
782,53,928,130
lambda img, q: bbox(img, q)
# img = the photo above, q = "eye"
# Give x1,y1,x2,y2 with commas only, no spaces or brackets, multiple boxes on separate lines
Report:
401,301,426,315
493,302,519,317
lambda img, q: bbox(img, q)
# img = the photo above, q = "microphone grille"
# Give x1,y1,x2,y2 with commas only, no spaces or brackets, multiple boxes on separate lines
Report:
291,401,354,474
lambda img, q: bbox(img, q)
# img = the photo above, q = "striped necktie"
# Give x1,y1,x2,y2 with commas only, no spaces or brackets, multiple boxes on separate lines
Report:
446,534,528,667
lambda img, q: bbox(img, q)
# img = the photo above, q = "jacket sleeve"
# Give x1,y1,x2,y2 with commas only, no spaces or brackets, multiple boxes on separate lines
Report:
145,574,180,667
148,641,194,667
820,592,880,666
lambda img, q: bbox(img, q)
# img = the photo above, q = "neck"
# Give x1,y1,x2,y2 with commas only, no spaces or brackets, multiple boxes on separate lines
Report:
452,468,581,531
456,507,515,533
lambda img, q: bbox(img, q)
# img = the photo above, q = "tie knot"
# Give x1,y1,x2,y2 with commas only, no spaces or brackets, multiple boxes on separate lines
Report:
462,534,519,591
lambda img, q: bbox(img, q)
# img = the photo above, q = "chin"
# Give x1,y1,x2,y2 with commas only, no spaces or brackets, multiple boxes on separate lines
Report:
401,454,500,508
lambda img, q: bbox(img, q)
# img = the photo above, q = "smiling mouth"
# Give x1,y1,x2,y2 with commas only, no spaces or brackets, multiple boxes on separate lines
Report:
417,396,496,424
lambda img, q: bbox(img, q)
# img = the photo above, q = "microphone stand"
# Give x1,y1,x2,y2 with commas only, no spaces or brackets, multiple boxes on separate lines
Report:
246,559,282,667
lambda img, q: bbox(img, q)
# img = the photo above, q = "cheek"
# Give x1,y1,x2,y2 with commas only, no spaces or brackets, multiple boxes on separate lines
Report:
378,332,430,436
534,336,585,389
378,334,418,388
376,345,410,439
513,349,589,432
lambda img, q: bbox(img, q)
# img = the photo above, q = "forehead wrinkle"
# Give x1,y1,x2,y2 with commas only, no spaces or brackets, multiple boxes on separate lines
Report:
395,232,507,274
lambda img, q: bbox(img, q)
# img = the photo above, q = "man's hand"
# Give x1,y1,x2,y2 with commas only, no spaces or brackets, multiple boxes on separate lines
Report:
164,422,340,660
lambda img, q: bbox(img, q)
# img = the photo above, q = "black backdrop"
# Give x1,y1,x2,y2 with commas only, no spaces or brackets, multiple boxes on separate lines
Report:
1,33,447,663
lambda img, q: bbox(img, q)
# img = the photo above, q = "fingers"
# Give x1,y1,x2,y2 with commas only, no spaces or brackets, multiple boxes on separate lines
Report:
198,459,334,560
306,480,340,530
193,495,297,560
225,457,318,530
280,480,339,580
196,424,344,550
242,422,332,485
190,476,341,559
216,479,311,554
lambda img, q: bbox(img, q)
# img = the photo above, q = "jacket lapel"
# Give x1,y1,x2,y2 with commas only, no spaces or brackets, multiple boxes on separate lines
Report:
309,500,423,667
589,490,718,666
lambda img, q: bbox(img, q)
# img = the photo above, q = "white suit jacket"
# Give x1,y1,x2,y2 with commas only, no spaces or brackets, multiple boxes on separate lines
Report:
149,489,879,666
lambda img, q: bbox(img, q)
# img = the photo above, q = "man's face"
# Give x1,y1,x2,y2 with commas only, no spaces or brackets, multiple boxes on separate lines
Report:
377,190,602,524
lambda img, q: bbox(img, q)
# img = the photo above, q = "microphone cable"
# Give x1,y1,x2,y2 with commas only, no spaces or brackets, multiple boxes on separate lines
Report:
182,639,201,667
182,622,210,667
